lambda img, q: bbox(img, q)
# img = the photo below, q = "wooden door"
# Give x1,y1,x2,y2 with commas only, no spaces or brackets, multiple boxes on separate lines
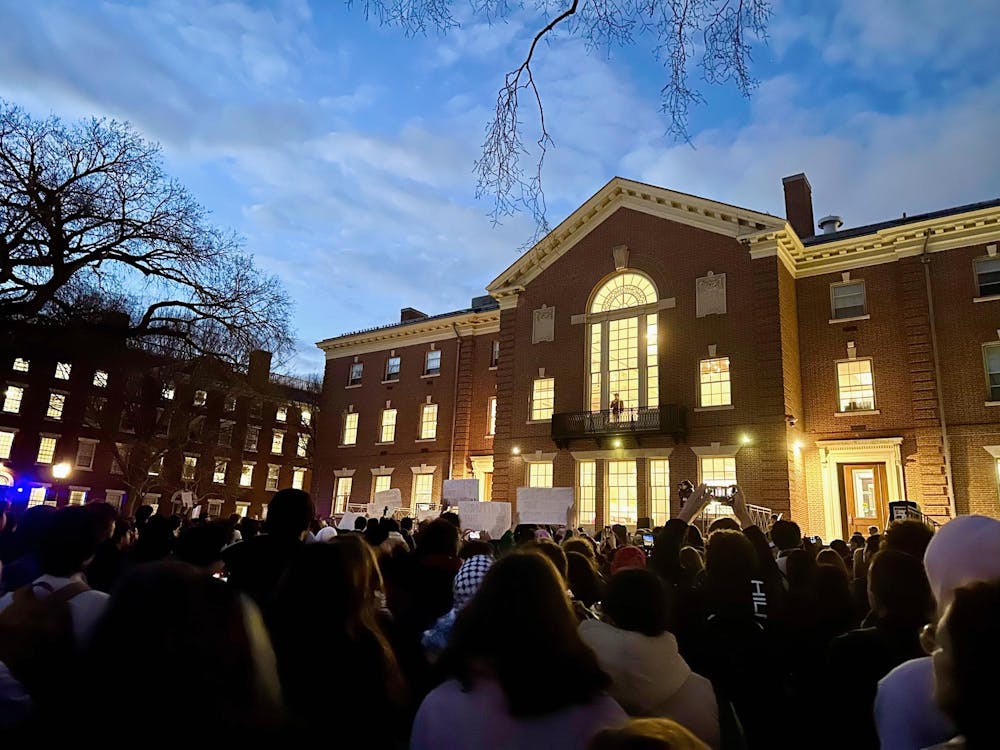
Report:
842,463,888,537
483,472,493,502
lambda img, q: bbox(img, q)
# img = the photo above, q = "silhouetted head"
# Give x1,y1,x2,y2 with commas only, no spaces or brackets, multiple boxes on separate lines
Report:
265,489,314,540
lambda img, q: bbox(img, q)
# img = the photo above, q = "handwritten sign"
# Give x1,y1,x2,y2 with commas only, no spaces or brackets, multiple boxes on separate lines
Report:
415,507,441,523
368,488,402,517
338,511,365,530
516,487,574,526
458,501,511,538
443,479,479,502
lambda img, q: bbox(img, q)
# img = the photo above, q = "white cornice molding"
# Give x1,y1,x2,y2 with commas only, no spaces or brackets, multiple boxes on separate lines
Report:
983,446,1000,459
816,437,904,450
690,442,742,457
521,450,558,463
317,310,500,358
570,448,673,460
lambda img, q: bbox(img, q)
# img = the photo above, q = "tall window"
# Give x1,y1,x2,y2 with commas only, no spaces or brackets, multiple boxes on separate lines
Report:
297,434,309,457
831,281,867,319
413,473,433,505
266,464,280,490
373,475,392,495
527,462,553,488
28,487,48,508
349,362,364,386
239,463,254,487
271,430,285,454
385,356,400,382
75,440,97,470
36,436,57,464
276,405,288,422
490,340,500,368
213,460,228,484
985,344,1000,401
244,426,260,451
12,358,29,372
342,412,359,445
975,257,1000,297
3,385,24,414
47,392,66,420
587,272,659,412
649,459,671,526
148,455,163,476
700,456,737,515
292,468,306,490
380,409,397,442
0,430,14,460
424,349,441,376
607,459,638,525
68,490,87,505
487,397,497,436
300,408,311,426
419,403,438,440
531,378,554,420
93,370,109,387
577,461,596,526
699,357,732,407
54,362,72,380
218,420,234,446
193,390,207,407
837,359,875,411
334,477,353,512
182,456,198,481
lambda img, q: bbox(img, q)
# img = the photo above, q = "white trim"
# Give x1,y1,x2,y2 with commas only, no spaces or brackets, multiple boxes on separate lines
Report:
983,446,1000,459
370,466,395,477
317,311,499,357
333,468,356,478
694,405,735,412
690,442,742,457
985,402,1000,408
973,295,1000,304
835,409,881,417
522,451,558,463
410,463,437,475
829,314,871,324
571,448,673,461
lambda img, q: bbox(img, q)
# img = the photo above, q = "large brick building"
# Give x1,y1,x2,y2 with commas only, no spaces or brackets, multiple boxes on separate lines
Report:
1,321,318,518
314,173,1000,538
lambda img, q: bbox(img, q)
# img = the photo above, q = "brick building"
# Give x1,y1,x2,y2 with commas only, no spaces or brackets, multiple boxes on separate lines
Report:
314,173,1000,538
1,321,318,518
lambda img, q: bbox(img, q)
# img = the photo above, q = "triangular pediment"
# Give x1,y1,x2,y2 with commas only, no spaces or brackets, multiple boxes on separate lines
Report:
486,177,786,298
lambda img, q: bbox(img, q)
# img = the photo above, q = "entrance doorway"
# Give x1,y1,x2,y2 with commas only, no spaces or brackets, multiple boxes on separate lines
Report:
840,463,888,537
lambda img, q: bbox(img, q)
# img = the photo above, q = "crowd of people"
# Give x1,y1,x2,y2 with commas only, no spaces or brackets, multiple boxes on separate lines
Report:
0,485,997,748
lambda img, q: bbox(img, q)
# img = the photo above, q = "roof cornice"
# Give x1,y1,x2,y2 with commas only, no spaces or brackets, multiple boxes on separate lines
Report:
316,309,500,358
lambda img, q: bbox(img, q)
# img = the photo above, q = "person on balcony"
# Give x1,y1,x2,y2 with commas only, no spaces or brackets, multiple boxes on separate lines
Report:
610,393,624,422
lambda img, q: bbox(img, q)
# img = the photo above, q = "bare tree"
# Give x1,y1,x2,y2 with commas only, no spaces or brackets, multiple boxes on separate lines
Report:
0,102,294,365
354,0,770,235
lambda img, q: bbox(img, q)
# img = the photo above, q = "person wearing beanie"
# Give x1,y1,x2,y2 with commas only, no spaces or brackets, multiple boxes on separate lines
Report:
611,546,647,575
875,515,1000,750
422,555,493,660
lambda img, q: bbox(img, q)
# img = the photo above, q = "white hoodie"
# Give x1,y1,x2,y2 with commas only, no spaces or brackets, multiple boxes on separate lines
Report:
579,619,720,750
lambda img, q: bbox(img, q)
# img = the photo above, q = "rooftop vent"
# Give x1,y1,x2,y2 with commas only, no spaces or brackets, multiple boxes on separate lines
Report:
818,215,844,235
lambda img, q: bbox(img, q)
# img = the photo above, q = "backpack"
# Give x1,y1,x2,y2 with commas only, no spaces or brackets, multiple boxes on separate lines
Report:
0,580,89,704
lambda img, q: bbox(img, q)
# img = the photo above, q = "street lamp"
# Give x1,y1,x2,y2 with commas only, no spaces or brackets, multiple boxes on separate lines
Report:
52,462,72,479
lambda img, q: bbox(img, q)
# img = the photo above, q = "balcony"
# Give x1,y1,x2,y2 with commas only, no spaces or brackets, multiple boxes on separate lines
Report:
551,405,686,448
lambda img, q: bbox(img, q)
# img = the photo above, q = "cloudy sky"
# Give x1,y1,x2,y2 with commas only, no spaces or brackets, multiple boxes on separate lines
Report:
2,0,997,373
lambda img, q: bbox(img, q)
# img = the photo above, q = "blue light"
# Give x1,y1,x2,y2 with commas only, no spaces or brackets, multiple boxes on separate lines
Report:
16,487,24,493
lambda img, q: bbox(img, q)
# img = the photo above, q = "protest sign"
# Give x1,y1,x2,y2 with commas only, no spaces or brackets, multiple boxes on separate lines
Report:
458,501,511,538
415,507,441,522
368,488,402,518
516,487,574,525
180,491,194,508
443,479,479,504
338,511,365,530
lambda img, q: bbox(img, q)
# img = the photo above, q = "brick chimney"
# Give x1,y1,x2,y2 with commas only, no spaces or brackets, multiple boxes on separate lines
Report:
400,307,428,323
248,349,272,388
782,173,815,239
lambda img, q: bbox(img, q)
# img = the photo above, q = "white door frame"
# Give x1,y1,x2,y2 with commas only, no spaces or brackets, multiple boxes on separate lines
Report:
817,437,905,540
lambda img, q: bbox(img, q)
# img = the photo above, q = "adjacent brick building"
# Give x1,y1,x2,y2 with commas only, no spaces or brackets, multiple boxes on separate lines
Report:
314,173,1000,538
1,320,318,518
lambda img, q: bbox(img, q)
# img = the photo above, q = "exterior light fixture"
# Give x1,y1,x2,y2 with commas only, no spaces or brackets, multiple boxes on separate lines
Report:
740,433,751,445
613,438,622,448
52,462,72,479
511,446,521,456
792,440,804,453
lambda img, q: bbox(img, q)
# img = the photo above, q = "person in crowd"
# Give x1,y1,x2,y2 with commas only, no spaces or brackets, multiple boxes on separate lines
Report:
816,547,850,576
706,517,740,534
678,546,705,589
580,569,720,749
174,522,230,574
875,515,1000,750
882,518,935,560
130,512,175,563
270,537,408,744
770,519,802,576
459,539,494,560
826,549,934,748
133,504,154,531
411,553,627,750
565,536,599,563
0,505,57,594
567,551,604,609
683,525,704,552
223,488,314,609
353,515,368,532
364,516,383,546
241,517,262,540
589,718,710,750
868,525,880,538
829,538,853,570
315,523,338,542
399,516,416,550
927,578,1000,750
611,545,647,575
86,516,136,593
423,554,493,660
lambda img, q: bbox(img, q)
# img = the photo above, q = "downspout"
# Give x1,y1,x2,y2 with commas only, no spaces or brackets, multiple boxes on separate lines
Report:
921,232,957,518
448,323,464,480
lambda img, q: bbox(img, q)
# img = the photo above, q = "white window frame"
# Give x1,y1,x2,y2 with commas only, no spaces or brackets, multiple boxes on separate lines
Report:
271,429,285,454
648,458,671,526
291,467,306,490
830,280,868,321
239,462,255,487
105,490,125,509
12,358,29,373
54,362,72,380
275,405,288,422
372,474,392,499
27,486,50,508
348,362,364,386
975,256,1000,298
213,459,228,484
490,340,500,369
984,343,1000,403
530,377,555,421
334,476,354,513
699,357,732,408
244,425,260,451
46,391,67,420
419,403,438,440
68,487,89,506
193,389,207,407
342,412,359,446
36,435,58,464
182,455,198,481
0,428,15,460
266,463,281,491
75,438,98,470
576,460,596,526
487,396,497,436
525,459,554,489
424,349,441,376
3,385,25,414
836,357,877,413
297,434,309,457
385,355,401,382
606,459,638,526
411,470,435,506
148,455,164,476
93,370,109,387
235,502,251,518
379,408,397,443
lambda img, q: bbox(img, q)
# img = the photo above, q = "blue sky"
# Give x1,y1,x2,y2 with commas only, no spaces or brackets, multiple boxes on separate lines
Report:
1,0,998,374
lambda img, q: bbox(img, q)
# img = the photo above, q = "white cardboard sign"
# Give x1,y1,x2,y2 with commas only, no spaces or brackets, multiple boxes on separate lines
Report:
368,488,402,517
443,478,479,502
338,511,365,530
458,501,511,538
516,487,574,526
415,507,441,522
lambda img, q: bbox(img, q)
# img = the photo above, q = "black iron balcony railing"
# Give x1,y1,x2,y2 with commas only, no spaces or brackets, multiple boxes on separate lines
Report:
551,404,686,447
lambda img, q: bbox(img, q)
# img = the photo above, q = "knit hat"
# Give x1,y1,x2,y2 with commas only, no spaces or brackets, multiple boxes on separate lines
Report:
611,545,647,575
453,554,494,610
924,515,1000,609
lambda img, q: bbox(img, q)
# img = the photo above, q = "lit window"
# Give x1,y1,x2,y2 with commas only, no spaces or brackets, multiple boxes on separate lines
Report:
91,370,108,388
55,362,72,380
577,461,596,526
608,317,639,410
527,462,553,488
419,403,438,440
531,378,555,421
213,460,228,484
276,405,288,422
700,455,737,515
985,344,1000,402
224,395,236,411
649,459,671,526
590,324,602,411
0,430,15,460
235,502,250,518
292,467,306,490
607,459,638,525
699,357,732,407
105,490,125,509
424,350,441,376
412,473,433,505
162,384,175,400
239,463,254,487
342,412,358,445
75,440,97,470
487,397,497,436
297,434,309,457
646,314,659,406
373,475,392,496
148,455,163,476
349,363,363,386
47,392,66,420
266,464,280,491
12,358,29,373
218,420,234,446
193,389,207,407
837,359,875,412
380,409,397,442
334,477,353,512
490,340,500,368
590,273,657,313
975,257,1000,297
182,456,198,481
244,426,260,451
3,385,25,414
271,430,285,454
300,408,311,427
27,487,48,508
831,281,867,319
68,489,87,506
36,436,57,464
385,356,401,381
